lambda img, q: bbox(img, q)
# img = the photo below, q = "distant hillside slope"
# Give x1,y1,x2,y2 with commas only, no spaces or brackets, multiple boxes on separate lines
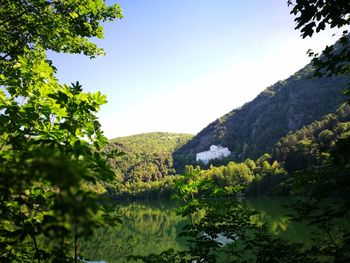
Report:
109,132,193,182
174,65,349,170
272,103,350,172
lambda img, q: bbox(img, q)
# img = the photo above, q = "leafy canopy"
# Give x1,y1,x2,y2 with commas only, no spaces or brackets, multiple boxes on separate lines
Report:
288,0,350,92
0,0,122,60
0,1,122,262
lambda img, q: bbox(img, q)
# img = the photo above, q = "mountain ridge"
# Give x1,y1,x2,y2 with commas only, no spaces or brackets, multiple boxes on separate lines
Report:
173,64,350,170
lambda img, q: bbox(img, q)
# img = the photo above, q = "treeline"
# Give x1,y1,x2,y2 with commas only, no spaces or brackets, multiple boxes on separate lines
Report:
107,103,350,199
106,175,178,200
105,154,287,199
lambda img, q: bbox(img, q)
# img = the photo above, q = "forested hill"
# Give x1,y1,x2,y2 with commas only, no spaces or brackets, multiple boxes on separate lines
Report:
108,132,193,182
272,103,350,173
173,65,350,170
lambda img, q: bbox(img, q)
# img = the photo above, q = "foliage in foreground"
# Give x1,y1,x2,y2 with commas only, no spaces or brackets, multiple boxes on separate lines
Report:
0,1,122,262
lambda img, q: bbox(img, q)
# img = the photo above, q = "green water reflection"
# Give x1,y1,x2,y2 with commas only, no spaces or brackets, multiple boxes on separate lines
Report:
80,198,311,263
80,200,187,262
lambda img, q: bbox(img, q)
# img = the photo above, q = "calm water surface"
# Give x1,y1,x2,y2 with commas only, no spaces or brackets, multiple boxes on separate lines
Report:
81,197,312,263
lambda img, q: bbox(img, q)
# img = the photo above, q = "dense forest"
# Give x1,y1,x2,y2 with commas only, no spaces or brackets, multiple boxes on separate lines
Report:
273,103,350,172
104,132,192,199
108,132,192,182
106,102,350,198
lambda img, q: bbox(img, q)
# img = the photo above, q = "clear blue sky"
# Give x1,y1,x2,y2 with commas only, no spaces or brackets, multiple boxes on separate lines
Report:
48,0,339,139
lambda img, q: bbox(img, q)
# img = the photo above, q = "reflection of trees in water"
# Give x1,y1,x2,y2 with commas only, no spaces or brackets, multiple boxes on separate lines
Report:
80,198,314,262
245,197,314,242
80,226,135,262
251,211,290,233
80,201,187,263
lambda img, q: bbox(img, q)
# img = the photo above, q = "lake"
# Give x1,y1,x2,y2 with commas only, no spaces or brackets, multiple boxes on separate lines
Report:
80,197,312,263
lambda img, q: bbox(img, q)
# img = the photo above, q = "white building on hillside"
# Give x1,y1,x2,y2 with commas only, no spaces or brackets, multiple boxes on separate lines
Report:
196,145,231,164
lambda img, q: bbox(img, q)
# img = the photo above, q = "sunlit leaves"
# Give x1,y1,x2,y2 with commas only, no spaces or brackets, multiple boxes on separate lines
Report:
0,1,122,262
0,0,122,60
